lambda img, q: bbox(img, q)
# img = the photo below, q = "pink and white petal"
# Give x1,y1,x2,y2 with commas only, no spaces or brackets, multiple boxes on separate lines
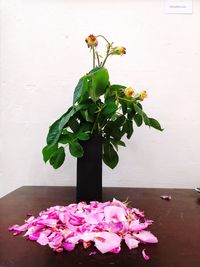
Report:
78,231,96,242
62,241,75,251
129,220,153,232
133,231,158,243
94,232,121,254
37,233,49,246
125,234,140,250
104,206,126,222
142,249,150,260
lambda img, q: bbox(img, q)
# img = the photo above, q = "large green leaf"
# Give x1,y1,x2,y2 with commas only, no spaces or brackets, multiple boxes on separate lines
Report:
133,104,144,116
103,141,119,169
49,147,65,169
42,144,58,163
69,141,84,158
123,120,133,139
47,105,87,146
103,102,118,115
73,76,88,104
77,132,90,141
88,67,109,101
134,114,143,127
149,118,163,131
109,84,126,91
47,107,75,145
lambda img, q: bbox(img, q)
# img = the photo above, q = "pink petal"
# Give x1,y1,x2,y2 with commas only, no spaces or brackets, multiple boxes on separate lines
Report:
62,241,75,251
133,231,158,243
85,213,104,224
38,219,57,227
132,208,144,218
104,206,126,222
129,219,153,232
94,232,121,254
142,249,150,260
37,233,49,246
89,251,97,256
160,195,172,200
125,234,140,250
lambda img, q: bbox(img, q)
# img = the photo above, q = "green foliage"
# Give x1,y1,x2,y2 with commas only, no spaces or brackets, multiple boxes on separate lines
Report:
43,67,163,170
49,147,65,169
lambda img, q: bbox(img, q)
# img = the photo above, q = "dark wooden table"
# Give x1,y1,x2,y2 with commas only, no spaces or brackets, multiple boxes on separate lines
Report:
0,186,200,267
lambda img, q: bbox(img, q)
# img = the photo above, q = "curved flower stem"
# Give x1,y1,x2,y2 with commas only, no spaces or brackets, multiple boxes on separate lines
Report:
96,35,111,46
92,47,96,68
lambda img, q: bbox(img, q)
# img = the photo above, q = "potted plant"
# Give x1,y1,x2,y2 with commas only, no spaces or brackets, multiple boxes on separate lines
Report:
42,34,163,202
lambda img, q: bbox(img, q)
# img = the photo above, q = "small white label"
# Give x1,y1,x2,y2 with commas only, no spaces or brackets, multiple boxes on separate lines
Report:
165,0,193,14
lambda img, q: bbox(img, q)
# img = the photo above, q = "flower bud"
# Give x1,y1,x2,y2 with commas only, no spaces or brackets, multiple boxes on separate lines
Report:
111,47,126,56
85,34,98,48
124,87,135,97
139,91,148,100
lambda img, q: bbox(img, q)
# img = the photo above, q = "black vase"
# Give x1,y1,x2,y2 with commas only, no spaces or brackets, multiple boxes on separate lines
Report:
76,135,102,203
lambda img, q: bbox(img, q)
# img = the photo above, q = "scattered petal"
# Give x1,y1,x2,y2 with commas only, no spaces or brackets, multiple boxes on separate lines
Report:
94,232,121,254
125,234,140,250
142,249,150,260
160,195,172,200
133,231,158,243
89,251,97,256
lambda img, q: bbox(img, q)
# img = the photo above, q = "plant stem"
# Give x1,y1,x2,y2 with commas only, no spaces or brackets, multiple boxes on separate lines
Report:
96,51,100,66
96,35,111,46
92,47,95,68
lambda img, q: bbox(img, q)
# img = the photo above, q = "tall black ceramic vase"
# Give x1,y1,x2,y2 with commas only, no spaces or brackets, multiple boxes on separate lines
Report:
76,135,102,203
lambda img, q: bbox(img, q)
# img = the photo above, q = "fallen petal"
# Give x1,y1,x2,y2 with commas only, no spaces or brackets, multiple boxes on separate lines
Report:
160,195,172,200
142,249,150,260
133,231,158,243
94,232,121,254
125,234,140,250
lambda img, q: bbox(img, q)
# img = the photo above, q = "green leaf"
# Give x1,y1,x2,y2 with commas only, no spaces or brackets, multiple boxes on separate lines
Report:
49,147,65,169
109,84,126,91
103,102,118,115
133,104,144,116
134,114,143,127
123,120,133,139
68,116,79,132
73,76,88,104
80,109,93,122
77,132,90,141
58,134,71,144
149,118,163,131
121,102,127,115
42,144,58,163
117,140,126,147
69,141,84,158
143,114,150,126
103,142,119,169
47,107,75,145
47,104,87,146
114,115,126,126
88,67,109,101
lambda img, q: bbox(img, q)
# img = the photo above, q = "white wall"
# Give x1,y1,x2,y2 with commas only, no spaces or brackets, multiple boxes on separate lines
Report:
1,0,200,197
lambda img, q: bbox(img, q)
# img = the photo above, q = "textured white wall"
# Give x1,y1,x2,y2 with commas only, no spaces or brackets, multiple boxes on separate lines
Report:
1,0,200,197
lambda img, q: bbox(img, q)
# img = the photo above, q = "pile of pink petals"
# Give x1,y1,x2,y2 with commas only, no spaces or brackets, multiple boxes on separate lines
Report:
9,199,158,259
